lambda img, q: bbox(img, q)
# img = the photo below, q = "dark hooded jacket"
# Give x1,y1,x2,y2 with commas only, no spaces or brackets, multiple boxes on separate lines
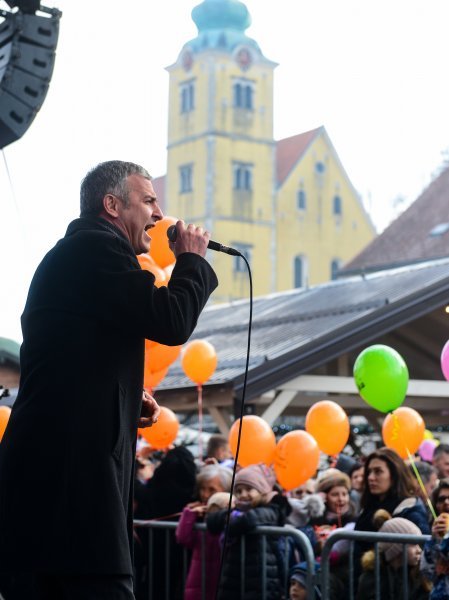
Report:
207,494,291,600
0,217,217,575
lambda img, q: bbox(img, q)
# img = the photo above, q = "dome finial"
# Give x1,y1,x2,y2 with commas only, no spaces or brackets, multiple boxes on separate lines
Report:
191,0,252,33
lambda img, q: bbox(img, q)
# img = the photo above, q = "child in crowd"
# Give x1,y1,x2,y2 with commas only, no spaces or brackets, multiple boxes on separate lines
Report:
288,563,308,600
285,486,325,566
176,492,235,600
356,510,430,600
206,463,290,600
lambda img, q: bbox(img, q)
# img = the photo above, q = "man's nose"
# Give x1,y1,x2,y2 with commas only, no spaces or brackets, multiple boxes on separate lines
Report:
154,203,164,221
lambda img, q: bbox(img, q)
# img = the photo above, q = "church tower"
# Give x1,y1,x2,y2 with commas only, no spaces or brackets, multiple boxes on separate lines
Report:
165,0,278,301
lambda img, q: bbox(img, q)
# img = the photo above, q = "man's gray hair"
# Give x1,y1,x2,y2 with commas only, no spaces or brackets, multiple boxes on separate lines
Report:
80,160,151,217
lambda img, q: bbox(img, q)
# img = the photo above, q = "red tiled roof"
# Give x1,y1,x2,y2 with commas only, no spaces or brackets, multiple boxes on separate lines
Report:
276,127,322,185
343,165,449,272
152,175,166,212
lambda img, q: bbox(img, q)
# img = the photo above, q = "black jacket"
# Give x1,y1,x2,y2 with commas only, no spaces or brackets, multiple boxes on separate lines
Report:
207,494,290,600
0,217,217,575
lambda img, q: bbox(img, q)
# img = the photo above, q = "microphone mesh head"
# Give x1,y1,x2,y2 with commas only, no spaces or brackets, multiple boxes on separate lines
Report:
167,225,177,242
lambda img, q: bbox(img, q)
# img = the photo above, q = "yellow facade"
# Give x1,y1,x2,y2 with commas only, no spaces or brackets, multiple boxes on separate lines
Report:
164,0,375,302
276,131,375,289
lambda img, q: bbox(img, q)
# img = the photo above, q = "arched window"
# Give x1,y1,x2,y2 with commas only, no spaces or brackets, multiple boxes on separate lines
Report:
245,85,253,109
294,255,307,288
297,189,306,210
233,80,254,110
333,195,342,216
233,83,242,108
180,81,195,113
331,258,342,280
179,164,193,193
233,162,253,191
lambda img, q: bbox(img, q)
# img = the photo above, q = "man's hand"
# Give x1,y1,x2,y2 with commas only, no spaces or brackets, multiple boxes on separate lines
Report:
138,390,161,428
168,220,210,258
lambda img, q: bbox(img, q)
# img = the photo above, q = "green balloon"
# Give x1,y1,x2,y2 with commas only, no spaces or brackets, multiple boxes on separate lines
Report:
353,344,409,413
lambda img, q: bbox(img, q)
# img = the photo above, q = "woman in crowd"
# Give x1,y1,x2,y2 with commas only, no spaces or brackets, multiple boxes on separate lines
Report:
311,470,358,599
175,464,233,599
192,463,233,506
176,491,235,600
355,447,430,536
353,447,430,583
311,470,358,534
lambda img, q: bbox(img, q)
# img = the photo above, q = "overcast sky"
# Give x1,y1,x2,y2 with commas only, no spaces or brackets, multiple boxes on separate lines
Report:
1,0,449,343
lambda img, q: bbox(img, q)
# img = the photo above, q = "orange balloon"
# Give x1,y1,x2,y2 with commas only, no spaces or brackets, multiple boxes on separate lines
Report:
182,340,217,385
0,406,11,442
145,341,181,372
382,407,425,459
139,406,179,449
274,430,320,491
144,365,168,390
164,263,175,281
228,416,276,467
305,400,350,455
148,216,177,269
137,253,156,268
137,253,168,287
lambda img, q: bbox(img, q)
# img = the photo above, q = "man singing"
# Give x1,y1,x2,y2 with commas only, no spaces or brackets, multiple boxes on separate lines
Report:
0,160,218,599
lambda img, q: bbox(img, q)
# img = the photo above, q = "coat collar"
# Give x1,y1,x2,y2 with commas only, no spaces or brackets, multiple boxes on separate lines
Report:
66,216,129,239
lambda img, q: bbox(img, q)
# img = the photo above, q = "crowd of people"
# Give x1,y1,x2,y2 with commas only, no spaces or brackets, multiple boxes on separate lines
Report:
133,436,449,600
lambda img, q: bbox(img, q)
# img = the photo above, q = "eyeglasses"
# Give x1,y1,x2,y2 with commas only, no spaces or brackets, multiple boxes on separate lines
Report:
437,495,449,503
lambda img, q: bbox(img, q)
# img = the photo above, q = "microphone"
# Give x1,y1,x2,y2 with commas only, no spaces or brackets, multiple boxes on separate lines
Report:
167,225,241,256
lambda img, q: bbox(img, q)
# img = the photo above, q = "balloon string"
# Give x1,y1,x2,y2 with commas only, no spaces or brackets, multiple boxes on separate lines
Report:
406,446,438,520
198,384,203,460
391,411,437,520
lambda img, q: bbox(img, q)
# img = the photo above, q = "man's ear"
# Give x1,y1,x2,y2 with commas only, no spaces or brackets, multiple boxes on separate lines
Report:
102,194,121,218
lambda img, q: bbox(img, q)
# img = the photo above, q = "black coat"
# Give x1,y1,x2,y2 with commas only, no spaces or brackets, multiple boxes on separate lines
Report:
0,217,218,575
207,495,290,600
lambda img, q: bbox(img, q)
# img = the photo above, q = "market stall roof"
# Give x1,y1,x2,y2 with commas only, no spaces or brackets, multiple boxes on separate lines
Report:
156,256,449,401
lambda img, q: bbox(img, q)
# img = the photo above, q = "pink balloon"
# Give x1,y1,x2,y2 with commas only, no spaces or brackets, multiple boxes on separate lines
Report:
441,340,449,381
418,439,437,462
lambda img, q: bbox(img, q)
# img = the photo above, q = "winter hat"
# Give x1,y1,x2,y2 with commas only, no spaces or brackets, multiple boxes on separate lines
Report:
207,492,234,511
335,454,358,475
375,511,422,562
234,463,276,495
289,564,307,588
316,469,351,494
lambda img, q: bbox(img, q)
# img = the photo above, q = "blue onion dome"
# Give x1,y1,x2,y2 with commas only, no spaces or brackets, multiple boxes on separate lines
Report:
192,0,251,33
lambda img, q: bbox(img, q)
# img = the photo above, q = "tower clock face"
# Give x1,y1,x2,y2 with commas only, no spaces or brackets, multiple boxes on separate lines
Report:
236,47,252,71
182,49,194,72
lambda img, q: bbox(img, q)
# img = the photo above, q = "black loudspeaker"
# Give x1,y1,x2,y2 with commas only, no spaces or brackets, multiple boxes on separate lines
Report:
0,7,61,149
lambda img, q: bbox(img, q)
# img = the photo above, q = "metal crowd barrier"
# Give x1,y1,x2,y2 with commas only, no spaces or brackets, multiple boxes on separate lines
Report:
133,520,432,600
133,520,318,599
320,529,431,600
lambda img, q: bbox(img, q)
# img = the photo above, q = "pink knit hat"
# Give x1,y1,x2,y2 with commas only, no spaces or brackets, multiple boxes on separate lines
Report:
378,517,422,561
234,464,276,495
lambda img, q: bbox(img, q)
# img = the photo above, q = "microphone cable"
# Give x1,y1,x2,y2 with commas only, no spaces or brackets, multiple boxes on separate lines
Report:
214,251,253,599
